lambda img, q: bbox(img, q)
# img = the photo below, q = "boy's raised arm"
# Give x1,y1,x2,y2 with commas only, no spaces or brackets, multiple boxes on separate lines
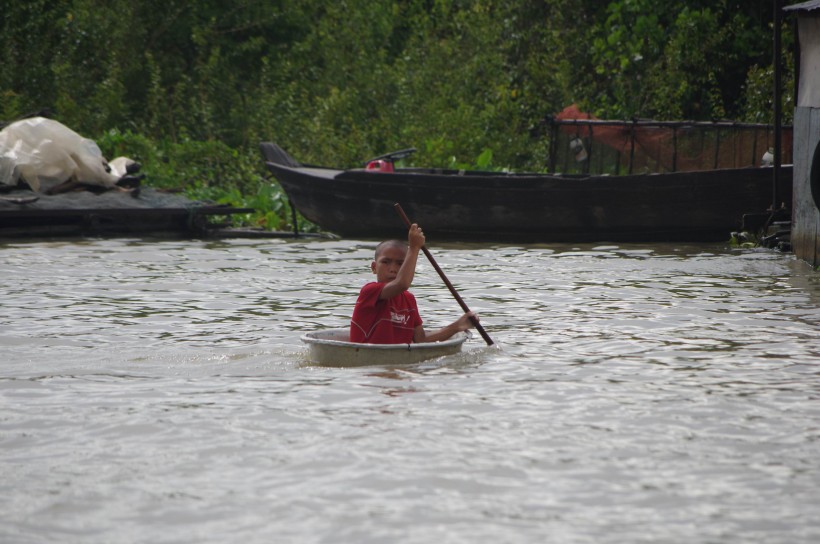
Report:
379,224,425,300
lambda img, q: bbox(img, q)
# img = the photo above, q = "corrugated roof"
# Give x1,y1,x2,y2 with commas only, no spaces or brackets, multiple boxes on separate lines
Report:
784,0,820,12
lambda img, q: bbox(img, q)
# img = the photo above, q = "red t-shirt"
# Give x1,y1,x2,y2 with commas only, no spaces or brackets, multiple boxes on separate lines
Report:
350,282,423,344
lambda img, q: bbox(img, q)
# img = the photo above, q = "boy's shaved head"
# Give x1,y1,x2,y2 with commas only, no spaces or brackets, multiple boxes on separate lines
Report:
374,239,407,260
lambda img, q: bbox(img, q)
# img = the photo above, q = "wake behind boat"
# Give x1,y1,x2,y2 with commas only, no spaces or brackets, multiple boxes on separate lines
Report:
302,328,469,367
261,141,792,243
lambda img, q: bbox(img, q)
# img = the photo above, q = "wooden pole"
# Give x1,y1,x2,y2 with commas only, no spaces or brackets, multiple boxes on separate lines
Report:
773,0,783,209
394,203,494,346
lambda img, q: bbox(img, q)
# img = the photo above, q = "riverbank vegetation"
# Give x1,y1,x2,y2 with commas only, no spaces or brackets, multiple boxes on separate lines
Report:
1,0,794,230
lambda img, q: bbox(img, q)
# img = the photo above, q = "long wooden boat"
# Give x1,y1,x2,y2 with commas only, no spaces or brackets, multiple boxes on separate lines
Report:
302,328,469,367
262,142,792,243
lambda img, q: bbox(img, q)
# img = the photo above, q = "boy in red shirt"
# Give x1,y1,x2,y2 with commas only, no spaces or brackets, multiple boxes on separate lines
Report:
350,223,476,344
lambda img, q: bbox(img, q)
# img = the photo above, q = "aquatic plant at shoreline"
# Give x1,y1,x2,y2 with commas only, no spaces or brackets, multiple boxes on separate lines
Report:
96,129,316,232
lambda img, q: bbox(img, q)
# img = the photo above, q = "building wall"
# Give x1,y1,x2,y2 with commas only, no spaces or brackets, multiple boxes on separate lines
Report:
795,16,820,108
791,107,820,267
790,10,820,267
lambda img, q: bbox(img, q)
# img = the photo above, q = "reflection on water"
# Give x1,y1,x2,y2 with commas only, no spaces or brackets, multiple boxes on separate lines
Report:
1,238,819,543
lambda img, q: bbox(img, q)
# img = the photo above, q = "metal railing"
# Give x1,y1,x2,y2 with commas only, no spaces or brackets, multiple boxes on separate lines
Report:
543,117,793,176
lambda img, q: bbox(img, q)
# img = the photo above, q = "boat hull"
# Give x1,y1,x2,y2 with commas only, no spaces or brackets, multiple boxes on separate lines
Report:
302,328,468,367
266,159,792,243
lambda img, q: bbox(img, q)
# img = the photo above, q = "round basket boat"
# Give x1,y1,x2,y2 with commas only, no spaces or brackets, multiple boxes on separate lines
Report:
301,328,469,367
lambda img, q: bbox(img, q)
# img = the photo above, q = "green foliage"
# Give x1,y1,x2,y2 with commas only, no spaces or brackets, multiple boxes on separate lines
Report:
739,22,795,124
0,0,797,230
96,131,250,190
94,130,307,231
184,181,313,232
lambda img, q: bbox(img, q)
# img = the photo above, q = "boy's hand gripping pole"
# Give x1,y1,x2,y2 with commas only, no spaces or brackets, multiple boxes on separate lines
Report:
394,203,494,346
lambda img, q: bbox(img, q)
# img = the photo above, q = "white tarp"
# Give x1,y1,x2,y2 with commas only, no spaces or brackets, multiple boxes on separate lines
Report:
0,117,120,192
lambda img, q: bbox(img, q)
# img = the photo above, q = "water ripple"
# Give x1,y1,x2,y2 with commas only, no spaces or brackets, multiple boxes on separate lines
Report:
1,239,819,543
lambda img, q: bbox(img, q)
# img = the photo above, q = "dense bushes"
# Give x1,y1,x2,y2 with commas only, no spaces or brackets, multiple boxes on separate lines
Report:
0,1,794,228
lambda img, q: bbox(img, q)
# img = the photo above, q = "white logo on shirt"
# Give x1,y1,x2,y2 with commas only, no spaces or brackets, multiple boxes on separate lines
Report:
390,311,410,325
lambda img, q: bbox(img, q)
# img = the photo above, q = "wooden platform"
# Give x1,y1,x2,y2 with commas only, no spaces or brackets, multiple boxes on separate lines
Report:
0,187,254,238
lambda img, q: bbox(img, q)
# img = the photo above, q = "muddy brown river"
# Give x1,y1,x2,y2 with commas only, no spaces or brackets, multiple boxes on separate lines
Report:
1,237,818,543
